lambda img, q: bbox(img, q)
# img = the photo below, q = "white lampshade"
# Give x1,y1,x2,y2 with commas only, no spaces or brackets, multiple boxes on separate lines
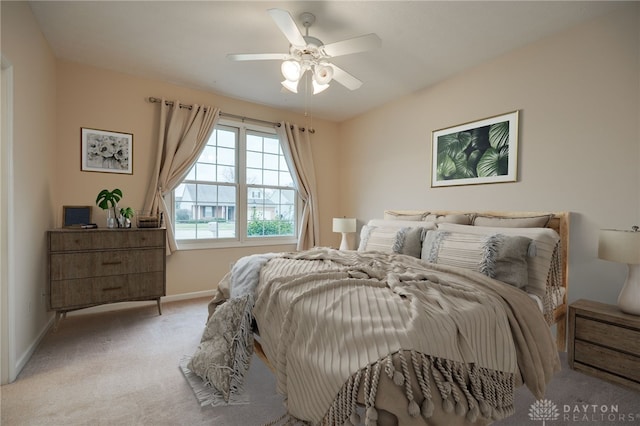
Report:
281,60,301,82
599,228,640,315
312,80,330,94
333,218,356,233
281,79,299,94
313,64,334,85
598,229,640,264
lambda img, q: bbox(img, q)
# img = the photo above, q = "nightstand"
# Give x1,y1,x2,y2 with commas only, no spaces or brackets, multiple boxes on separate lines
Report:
568,299,640,391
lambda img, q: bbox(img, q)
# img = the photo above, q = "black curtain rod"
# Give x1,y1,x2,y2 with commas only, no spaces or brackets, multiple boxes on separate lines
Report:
147,97,315,133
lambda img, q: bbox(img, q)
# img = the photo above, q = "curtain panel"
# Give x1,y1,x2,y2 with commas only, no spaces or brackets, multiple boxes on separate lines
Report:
144,99,220,254
277,122,319,250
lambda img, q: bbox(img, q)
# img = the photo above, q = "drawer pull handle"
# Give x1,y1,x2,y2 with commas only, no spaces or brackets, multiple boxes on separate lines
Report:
102,286,123,292
102,261,122,266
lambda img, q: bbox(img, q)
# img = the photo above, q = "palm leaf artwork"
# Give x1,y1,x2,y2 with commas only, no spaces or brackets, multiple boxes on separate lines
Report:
435,120,510,181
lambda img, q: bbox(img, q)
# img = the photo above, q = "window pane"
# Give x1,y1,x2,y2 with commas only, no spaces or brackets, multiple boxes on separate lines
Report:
200,145,216,163
195,163,216,182
246,187,294,238
246,134,262,151
246,167,262,185
175,183,236,239
217,165,235,183
246,151,262,169
263,170,278,186
217,129,236,148
264,153,279,170
218,147,235,166
263,137,280,154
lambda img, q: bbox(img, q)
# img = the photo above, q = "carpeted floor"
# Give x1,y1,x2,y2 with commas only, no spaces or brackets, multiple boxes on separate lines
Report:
1,297,638,426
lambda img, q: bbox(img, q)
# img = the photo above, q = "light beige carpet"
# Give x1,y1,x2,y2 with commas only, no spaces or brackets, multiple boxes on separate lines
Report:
0,298,286,426
2,297,638,426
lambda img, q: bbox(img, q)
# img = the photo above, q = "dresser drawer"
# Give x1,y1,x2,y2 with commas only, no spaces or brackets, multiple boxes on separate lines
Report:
575,317,640,356
50,272,165,309
50,248,164,280
574,340,640,383
49,229,164,252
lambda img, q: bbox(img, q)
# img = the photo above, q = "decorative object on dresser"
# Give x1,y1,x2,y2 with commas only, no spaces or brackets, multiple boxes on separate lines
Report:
95,188,123,228
568,299,640,392
598,226,640,315
119,206,135,228
47,228,166,330
332,217,356,250
62,205,92,228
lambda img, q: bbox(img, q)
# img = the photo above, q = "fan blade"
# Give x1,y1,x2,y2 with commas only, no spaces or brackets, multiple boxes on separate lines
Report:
227,53,288,61
268,8,306,47
330,64,363,91
323,33,381,57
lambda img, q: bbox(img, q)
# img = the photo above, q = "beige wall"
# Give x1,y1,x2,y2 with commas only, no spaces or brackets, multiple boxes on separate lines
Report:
3,1,639,382
1,1,58,382
55,60,341,296
339,5,640,306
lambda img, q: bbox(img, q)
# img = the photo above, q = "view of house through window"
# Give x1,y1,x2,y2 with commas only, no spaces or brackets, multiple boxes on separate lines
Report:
173,122,297,244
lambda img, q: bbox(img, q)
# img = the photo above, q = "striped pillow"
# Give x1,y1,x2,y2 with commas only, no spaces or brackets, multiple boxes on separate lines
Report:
421,230,533,289
435,223,560,298
358,225,429,257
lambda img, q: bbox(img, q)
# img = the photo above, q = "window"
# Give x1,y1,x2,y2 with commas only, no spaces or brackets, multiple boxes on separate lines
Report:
172,121,297,248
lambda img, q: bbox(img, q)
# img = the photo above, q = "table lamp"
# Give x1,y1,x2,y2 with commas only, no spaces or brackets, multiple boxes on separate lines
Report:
598,226,640,315
333,217,356,250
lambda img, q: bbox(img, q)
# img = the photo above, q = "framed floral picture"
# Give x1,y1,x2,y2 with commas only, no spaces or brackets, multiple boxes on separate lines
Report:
431,111,519,187
81,127,133,174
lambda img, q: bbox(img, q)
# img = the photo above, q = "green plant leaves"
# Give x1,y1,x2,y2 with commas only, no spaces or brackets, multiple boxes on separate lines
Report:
435,120,510,181
96,188,123,210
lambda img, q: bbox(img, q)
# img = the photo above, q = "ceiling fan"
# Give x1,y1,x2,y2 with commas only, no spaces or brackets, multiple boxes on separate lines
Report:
227,8,382,94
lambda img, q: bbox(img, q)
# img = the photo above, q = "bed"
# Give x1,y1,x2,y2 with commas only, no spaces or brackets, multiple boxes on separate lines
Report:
186,210,569,426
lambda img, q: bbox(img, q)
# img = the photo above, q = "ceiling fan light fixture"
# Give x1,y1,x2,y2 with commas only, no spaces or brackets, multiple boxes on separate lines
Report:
313,64,334,85
312,80,330,94
281,60,302,82
281,79,299,93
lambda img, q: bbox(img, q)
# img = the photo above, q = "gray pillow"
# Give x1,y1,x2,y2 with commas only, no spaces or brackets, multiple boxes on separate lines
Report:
392,227,426,258
492,234,534,289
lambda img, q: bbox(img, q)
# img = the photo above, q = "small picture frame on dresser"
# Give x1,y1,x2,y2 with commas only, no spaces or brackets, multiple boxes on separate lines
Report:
62,205,92,228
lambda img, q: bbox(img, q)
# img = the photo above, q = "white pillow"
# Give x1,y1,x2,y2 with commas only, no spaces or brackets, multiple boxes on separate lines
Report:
435,223,560,298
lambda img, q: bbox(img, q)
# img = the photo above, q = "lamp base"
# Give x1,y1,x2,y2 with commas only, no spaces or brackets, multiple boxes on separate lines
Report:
618,264,640,315
339,233,350,251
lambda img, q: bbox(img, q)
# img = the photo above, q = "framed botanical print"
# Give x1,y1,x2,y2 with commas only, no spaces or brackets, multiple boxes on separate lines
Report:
431,111,519,187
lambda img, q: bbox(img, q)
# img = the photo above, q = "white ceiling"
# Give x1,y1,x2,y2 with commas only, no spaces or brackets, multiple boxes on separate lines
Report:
29,1,623,122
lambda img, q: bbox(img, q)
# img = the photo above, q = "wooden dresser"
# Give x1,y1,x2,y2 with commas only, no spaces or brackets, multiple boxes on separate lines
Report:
568,299,640,391
47,228,166,328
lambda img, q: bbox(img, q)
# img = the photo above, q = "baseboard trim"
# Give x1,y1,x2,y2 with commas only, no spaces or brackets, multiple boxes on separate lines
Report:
12,315,54,383
65,290,216,317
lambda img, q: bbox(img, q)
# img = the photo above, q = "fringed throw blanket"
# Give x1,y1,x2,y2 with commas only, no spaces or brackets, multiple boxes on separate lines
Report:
251,248,560,425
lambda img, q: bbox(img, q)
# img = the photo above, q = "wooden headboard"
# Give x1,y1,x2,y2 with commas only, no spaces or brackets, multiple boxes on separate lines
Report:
385,210,570,351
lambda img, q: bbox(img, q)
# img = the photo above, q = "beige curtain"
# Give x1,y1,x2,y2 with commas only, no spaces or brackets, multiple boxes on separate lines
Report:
144,99,219,254
277,122,319,250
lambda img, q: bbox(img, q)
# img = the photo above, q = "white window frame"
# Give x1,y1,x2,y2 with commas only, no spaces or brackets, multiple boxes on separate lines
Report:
168,118,300,250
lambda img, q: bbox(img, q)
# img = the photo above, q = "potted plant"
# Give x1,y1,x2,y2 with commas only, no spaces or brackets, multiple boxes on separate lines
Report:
96,188,123,228
119,207,135,228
